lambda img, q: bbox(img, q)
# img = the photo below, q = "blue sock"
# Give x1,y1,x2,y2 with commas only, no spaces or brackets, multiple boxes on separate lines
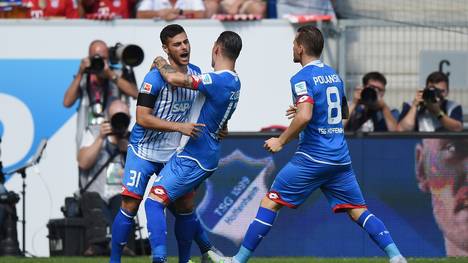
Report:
193,216,213,254
235,207,277,263
110,208,136,263
174,212,198,263
145,198,167,263
356,210,401,258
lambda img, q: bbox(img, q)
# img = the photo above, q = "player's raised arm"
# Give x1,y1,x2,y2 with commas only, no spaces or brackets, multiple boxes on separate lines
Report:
265,101,313,153
153,56,197,89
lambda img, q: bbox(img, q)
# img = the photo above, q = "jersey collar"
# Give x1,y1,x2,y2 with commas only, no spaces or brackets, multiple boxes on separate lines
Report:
213,69,238,76
303,60,324,68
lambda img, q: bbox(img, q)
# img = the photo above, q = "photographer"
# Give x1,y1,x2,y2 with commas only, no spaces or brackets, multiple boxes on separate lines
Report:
63,40,138,148
344,72,398,132
77,100,133,256
398,72,463,132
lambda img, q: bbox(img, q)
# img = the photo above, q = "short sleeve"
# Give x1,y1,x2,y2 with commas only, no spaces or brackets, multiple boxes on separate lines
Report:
80,129,96,149
291,78,314,105
139,69,164,96
192,73,218,98
137,0,154,11
449,104,463,123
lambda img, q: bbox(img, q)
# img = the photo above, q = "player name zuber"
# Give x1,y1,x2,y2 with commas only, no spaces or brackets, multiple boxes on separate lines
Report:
313,74,341,85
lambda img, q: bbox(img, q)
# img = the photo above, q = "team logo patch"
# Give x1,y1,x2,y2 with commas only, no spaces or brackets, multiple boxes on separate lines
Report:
153,188,166,195
294,81,307,96
268,192,279,200
141,82,152,94
201,74,212,85
298,96,308,103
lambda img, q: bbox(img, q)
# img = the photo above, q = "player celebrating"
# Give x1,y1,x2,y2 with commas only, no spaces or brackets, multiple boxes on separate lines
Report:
208,26,407,263
143,31,242,263
110,24,221,263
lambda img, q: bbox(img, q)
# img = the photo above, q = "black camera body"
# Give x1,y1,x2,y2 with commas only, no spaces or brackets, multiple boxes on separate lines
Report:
0,191,19,205
110,112,130,137
422,86,443,104
360,86,378,107
86,55,105,73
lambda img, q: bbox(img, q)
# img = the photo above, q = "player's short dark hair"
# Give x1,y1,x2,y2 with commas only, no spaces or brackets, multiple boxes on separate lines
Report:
160,24,186,45
426,71,449,87
362,71,387,87
216,31,242,61
296,26,324,57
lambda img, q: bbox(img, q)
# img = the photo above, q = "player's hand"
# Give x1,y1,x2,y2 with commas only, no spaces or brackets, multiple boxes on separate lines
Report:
218,124,228,140
412,90,424,107
353,86,363,104
78,57,91,75
178,122,205,138
152,56,168,71
264,137,283,153
99,121,113,139
149,58,158,71
286,105,297,119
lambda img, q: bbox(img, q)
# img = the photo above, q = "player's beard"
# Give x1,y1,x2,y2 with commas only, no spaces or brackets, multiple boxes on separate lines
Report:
168,52,190,68
293,50,300,63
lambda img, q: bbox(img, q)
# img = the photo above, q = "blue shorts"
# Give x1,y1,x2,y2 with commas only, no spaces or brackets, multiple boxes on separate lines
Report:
268,153,367,212
121,146,165,200
150,155,214,203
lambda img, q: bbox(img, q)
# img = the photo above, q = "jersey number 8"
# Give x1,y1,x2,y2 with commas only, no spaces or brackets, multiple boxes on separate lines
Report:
326,86,342,125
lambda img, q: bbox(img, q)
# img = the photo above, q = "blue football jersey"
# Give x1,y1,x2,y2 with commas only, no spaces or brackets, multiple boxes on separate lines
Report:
177,70,241,171
291,60,351,165
129,64,201,163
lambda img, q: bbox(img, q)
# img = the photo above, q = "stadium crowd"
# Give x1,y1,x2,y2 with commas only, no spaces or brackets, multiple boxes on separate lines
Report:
0,0,336,20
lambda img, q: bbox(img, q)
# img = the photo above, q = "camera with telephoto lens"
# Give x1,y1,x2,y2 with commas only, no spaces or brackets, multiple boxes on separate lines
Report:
360,85,378,107
422,86,443,104
86,55,105,73
110,112,130,137
109,43,144,67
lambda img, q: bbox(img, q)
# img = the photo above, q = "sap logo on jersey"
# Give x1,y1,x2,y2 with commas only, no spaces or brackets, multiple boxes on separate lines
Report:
312,74,341,85
172,101,192,113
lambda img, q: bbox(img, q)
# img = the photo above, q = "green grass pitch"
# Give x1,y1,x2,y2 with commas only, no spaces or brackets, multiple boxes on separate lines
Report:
0,257,467,263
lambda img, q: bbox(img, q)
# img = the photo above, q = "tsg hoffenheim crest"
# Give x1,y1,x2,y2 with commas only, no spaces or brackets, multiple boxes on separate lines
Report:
196,150,275,245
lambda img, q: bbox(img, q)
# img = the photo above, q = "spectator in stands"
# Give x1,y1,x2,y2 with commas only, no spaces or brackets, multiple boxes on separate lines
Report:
415,138,468,256
276,0,335,19
22,0,79,18
79,0,132,18
78,100,134,256
344,71,398,132
398,71,463,132
136,0,206,20
63,40,137,149
204,0,266,18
